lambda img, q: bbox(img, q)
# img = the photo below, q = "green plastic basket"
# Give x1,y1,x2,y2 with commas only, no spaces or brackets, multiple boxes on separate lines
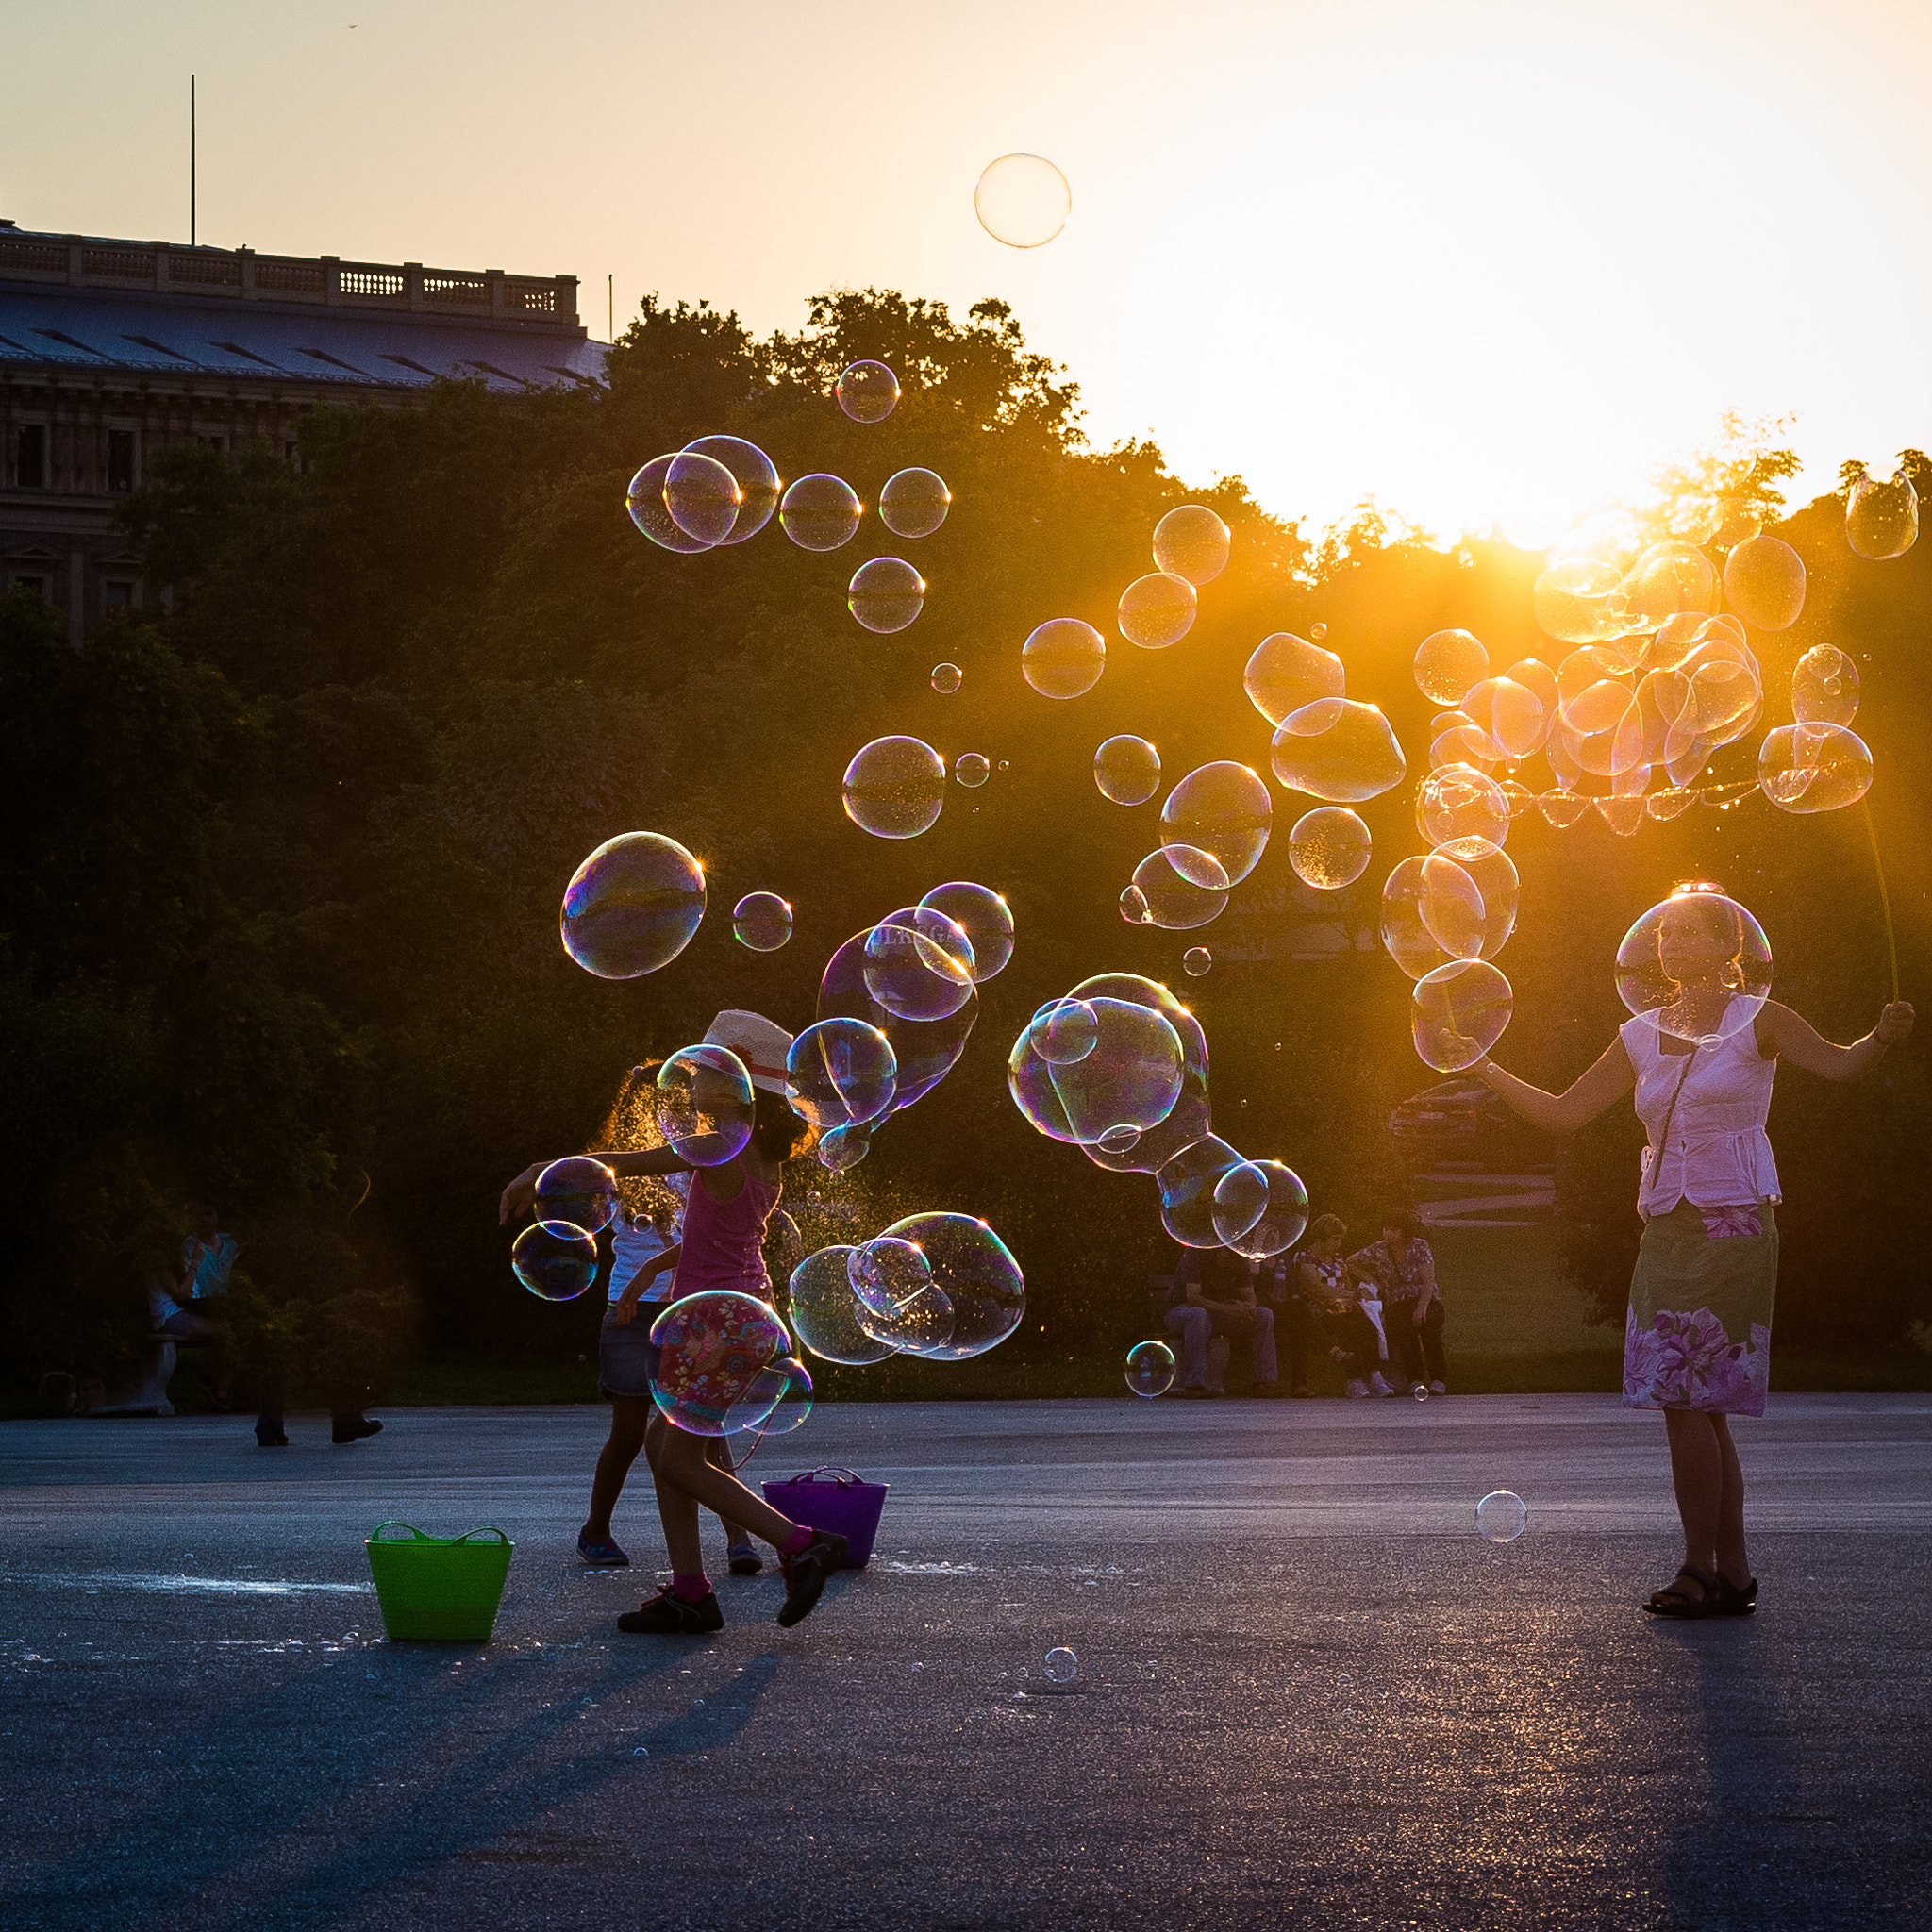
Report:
364,1522,514,1641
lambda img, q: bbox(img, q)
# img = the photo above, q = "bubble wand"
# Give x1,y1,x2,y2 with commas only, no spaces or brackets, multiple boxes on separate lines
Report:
1860,799,1901,1003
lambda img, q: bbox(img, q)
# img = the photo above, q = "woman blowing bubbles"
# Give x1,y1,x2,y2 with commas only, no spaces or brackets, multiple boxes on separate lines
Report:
1472,882,1912,1620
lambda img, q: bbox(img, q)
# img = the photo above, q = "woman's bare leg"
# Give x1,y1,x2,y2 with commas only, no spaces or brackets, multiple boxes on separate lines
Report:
586,1396,653,1541
1711,1414,1750,1585
654,1425,800,1570
1663,1407,1723,1586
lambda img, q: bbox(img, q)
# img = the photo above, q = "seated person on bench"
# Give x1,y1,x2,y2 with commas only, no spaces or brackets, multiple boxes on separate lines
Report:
1163,1243,1282,1398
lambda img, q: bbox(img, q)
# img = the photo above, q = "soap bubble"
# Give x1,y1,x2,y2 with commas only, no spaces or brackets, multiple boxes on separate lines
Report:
682,435,780,545
787,1018,897,1134
1414,630,1489,705
1595,795,1648,837
1118,572,1197,649
1537,789,1591,828
1153,505,1231,585
1611,541,1717,631
512,1220,598,1302
786,1246,895,1366
728,1355,813,1436
1008,996,1186,1146
930,662,962,694
1380,856,1473,978
535,1157,620,1236
1616,889,1772,1043
1534,556,1623,644
1413,1384,1429,1403
1131,847,1229,929
848,557,925,633
835,360,899,425
1476,1490,1527,1543
1310,622,1329,640
1452,841,1520,959
1289,807,1373,889
863,909,975,1022
1022,618,1107,699
871,1212,1025,1360
1758,723,1874,814
1463,675,1546,759
1244,632,1347,727
919,882,1014,980
1027,997,1098,1065
1791,645,1858,725
561,831,706,980
1073,976,1211,1178
1158,1136,1247,1247
1271,699,1407,802
1505,657,1559,715
879,468,951,539
649,1291,792,1437
1212,1159,1308,1257
955,753,990,788
816,1122,872,1173
662,450,741,546
1161,762,1272,888
1095,735,1162,805
625,455,711,553
1183,947,1211,977
1043,1646,1079,1684
1120,885,1150,924
1417,853,1487,958
843,737,946,838
848,1236,952,1352
1417,765,1510,851
1125,1340,1176,1398
1412,959,1513,1071
733,892,793,952
780,474,863,551
818,927,979,1111
974,152,1072,247
656,1044,755,1167
1846,466,1919,559
1722,535,1805,630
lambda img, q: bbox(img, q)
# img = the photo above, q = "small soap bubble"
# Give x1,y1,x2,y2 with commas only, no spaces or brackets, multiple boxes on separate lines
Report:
1095,735,1161,806
835,360,899,424
1118,571,1197,649
1125,1340,1176,1397
848,557,925,633
1845,466,1918,560
1022,618,1107,699
1183,947,1211,977
625,454,711,554
535,1157,620,1236
561,831,706,980
656,1044,756,1166
879,467,951,538
1309,622,1328,641
930,662,962,694
732,892,793,953
662,450,741,547
849,1237,954,1353
1027,997,1099,1065
1414,630,1490,706
512,1221,598,1302
1722,535,1806,630
1476,1490,1527,1543
1161,761,1272,887
1043,1647,1079,1684
974,152,1072,247
780,474,863,551
955,753,991,789
1151,505,1231,585
1288,807,1373,890
1212,1159,1308,1257
1413,1384,1429,1403
1790,645,1858,725
1131,848,1229,930
843,737,946,839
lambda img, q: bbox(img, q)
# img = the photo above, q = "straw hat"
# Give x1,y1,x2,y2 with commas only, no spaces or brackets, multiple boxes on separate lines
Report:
701,1009,794,1095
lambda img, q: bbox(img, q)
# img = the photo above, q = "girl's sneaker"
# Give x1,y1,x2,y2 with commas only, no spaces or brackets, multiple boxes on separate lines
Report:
777,1533,849,1627
618,1587,723,1635
726,1544,763,1575
577,1528,630,1567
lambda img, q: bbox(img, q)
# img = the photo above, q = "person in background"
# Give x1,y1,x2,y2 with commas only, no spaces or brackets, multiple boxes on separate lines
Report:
1296,1214,1393,1398
1164,1243,1282,1397
144,1222,230,1392
1348,1209,1445,1395
1259,1250,1314,1396
180,1204,238,1410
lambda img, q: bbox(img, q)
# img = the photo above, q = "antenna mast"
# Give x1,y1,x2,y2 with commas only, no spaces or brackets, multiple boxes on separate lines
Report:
191,75,197,246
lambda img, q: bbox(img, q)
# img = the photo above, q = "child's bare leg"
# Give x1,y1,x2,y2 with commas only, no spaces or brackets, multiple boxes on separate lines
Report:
655,1426,800,1554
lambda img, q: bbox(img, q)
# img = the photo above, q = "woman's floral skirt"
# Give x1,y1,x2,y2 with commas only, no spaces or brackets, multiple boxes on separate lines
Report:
1624,1199,1778,1417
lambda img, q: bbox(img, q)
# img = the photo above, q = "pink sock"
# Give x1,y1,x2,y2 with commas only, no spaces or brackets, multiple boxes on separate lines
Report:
779,1524,815,1558
671,1573,711,1603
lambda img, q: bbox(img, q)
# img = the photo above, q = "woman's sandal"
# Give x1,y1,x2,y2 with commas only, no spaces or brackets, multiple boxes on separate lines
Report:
1643,1564,1724,1618
1715,1573,1758,1617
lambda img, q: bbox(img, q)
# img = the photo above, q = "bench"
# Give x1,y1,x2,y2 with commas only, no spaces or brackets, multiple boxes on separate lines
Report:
89,1329,209,1419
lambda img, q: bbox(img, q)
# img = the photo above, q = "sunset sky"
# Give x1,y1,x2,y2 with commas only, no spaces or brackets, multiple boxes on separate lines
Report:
9,0,1932,537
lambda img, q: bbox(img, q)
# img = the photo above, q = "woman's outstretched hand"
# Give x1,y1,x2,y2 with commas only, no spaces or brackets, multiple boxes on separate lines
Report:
1876,1001,1916,1046
499,1165,541,1224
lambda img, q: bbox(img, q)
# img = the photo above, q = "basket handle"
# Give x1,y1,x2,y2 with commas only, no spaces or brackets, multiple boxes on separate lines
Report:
452,1526,510,1546
789,1465,863,1488
369,1521,428,1541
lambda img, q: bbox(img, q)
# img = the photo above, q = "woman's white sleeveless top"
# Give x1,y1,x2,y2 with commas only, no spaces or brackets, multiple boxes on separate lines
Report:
1619,1011,1780,1216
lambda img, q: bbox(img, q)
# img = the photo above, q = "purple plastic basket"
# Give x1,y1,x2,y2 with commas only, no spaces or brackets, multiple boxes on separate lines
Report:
761,1465,889,1568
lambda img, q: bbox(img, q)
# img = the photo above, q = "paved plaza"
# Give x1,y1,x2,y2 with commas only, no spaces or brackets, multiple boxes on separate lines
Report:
3,1394,1929,1930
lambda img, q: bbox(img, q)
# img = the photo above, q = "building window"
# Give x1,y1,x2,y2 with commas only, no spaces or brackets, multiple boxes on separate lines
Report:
11,574,47,598
104,579,137,608
108,430,137,493
16,424,47,490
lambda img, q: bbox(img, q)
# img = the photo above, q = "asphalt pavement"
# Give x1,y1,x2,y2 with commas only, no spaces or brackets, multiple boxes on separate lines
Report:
3,1393,1929,1931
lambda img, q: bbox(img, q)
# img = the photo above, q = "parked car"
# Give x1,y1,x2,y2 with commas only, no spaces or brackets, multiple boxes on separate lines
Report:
1388,1074,1551,1173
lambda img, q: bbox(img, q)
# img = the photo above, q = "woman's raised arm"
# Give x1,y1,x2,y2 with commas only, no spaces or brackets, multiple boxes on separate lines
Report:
499,1147,695,1224
1757,999,1915,1081
1473,1035,1634,1136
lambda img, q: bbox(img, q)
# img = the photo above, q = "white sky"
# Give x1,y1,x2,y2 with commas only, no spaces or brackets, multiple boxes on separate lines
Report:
9,0,1932,535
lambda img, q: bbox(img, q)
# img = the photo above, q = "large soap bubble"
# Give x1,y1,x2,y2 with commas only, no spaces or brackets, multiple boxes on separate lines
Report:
1616,890,1772,1044
662,450,741,547
1072,974,1211,1178
625,455,711,554
1533,557,1623,644
1131,848,1229,929
656,1044,755,1167
1022,618,1107,699
1791,645,1859,725
1161,762,1271,888
1153,505,1231,585
1271,699,1407,802
1095,735,1162,805
1757,723,1873,814
1157,1136,1247,1247
1118,572,1197,649
649,1290,792,1437
879,468,951,539
512,1220,599,1302
873,1212,1025,1360
535,1158,619,1237
1453,840,1520,959
780,474,863,551
1289,806,1372,889
850,1237,954,1353
1722,535,1805,630
1611,541,1717,631
847,557,925,633
1414,630,1489,706
1417,765,1510,851
682,435,780,545
787,1017,897,1132
919,882,1014,980
1008,995,1186,1146
733,891,793,952
1381,855,1481,978
561,831,706,980
1412,959,1513,1071
786,1246,895,1366
863,908,976,1022
835,360,899,425
1476,1489,1528,1543
842,737,946,838
1244,633,1346,727
818,929,977,1111
1845,466,1919,560
1212,1159,1309,1257
974,152,1071,247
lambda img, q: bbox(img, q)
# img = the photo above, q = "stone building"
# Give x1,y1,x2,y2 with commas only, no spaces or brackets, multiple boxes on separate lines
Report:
0,220,607,641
